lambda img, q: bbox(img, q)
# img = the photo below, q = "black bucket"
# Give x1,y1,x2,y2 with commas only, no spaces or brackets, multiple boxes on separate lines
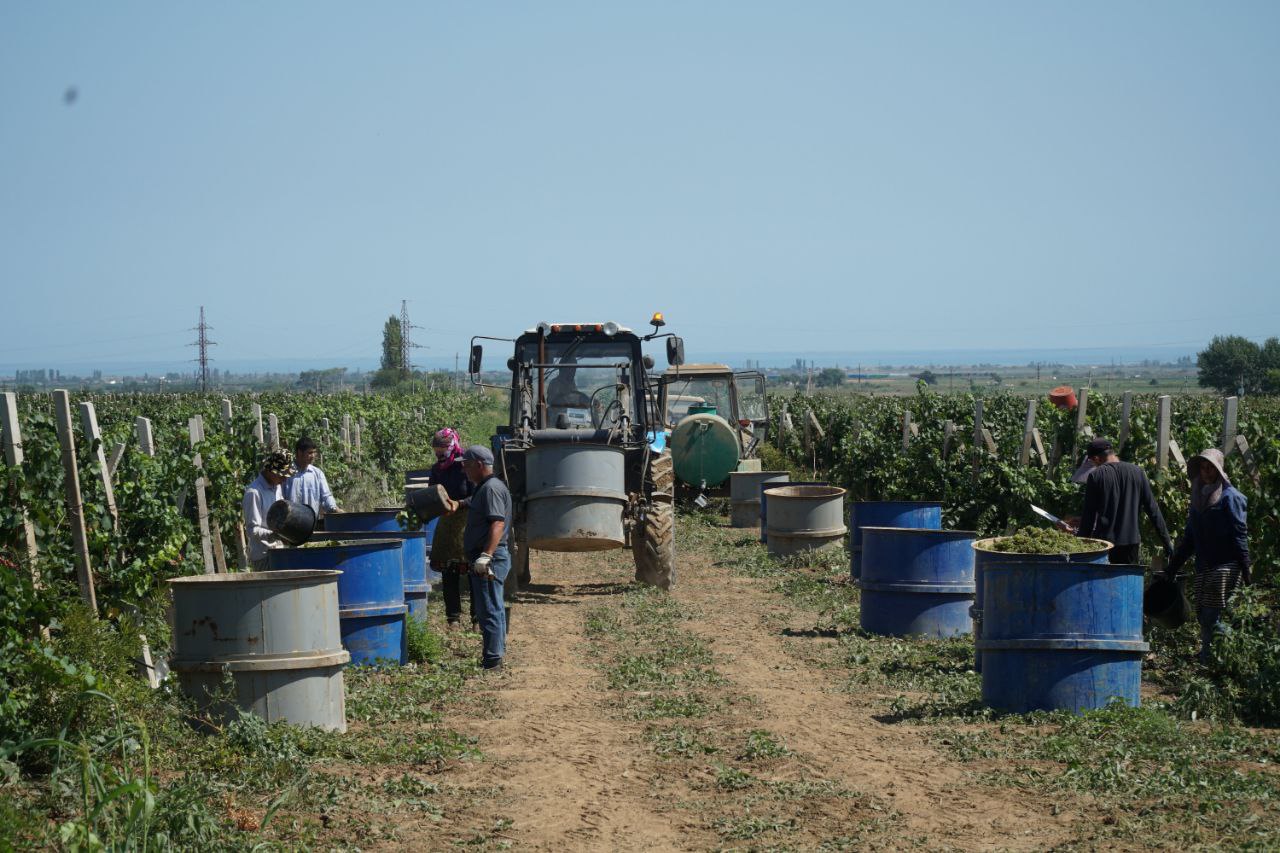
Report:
267,499,317,547
1143,576,1191,630
406,483,451,524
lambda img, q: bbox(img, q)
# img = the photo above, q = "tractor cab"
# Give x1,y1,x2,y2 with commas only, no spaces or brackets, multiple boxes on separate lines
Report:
467,314,683,588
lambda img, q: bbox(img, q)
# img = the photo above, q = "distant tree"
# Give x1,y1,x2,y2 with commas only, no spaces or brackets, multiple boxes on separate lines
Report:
815,367,846,388
380,316,405,373
1197,335,1264,395
915,370,938,386
374,316,408,387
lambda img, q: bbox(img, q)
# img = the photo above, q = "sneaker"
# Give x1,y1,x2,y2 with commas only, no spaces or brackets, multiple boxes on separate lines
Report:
482,660,503,673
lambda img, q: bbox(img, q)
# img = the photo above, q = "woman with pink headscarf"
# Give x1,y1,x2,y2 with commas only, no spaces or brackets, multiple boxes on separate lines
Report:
429,428,476,629
1164,448,1250,664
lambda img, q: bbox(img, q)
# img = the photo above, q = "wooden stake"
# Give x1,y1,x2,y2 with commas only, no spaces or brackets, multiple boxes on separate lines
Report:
1018,398,1036,467
342,414,352,461
78,402,118,524
981,427,998,455
107,442,127,479
188,416,217,574
1031,428,1047,467
1221,396,1239,456
942,420,956,460
1235,435,1260,486
53,390,97,613
1071,387,1089,462
1,392,40,566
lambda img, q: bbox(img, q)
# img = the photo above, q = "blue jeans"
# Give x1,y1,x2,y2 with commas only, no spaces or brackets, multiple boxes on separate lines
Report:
470,547,510,667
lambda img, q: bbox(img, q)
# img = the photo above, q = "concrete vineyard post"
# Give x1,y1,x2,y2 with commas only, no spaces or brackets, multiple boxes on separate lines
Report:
971,399,984,481
942,420,955,461
188,416,218,574
251,403,264,445
342,414,351,461
268,413,280,451
1018,399,1036,467
1156,395,1171,470
320,417,330,433
1221,396,1238,456
78,402,118,524
221,399,233,434
901,411,912,451
135,416,156,456
1,392,40,566
1169,439,1186,470
1117,391,1134,454
53,390,97,614
353,421,362,460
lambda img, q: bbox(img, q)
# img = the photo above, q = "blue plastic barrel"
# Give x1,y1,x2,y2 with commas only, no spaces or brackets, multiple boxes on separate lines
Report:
267,539,407,665
849,501,942,580
858,527,976,638
978,560,1148,714
310,531,429,624
759,481,827,544
323,509,402,533
971,538,1112,672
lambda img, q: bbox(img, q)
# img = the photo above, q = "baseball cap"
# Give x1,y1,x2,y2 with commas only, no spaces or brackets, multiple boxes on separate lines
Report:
460,445,494,466
1085,438,1113,457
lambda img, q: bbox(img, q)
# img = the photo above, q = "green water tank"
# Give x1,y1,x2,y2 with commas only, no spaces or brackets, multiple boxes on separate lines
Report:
670,412,740,489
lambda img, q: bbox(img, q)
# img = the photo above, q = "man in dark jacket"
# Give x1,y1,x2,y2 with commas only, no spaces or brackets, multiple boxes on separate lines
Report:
1070,438,1175,564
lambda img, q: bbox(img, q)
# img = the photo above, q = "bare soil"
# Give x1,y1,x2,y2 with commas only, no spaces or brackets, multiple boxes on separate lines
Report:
377,526,1101,851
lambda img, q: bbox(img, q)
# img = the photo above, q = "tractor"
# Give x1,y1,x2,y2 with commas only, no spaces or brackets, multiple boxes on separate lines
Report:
468,314,685,589
659,364,769,500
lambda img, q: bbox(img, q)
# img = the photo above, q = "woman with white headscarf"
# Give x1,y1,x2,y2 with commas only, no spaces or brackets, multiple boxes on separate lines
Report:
1164,448,1250,664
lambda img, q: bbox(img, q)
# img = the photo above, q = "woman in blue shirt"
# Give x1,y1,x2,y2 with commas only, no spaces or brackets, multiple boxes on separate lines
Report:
1165,448,1250,664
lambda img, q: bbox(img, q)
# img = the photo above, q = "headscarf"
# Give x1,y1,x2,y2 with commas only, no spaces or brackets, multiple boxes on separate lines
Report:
1189,447,1230,513
432,427,465,467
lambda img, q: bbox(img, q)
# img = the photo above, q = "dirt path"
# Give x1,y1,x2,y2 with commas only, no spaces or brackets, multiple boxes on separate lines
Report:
426,556,710,851
415,527,1084,851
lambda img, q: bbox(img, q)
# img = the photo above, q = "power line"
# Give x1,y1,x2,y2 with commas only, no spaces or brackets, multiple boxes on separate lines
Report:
399,299,425,377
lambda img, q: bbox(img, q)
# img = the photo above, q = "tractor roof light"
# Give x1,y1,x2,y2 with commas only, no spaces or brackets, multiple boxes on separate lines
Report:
650,312,665,328
602,321,619,337
551,324,562,333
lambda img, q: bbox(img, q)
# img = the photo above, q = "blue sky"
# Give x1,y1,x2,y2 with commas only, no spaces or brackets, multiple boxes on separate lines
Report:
3,2,1278,371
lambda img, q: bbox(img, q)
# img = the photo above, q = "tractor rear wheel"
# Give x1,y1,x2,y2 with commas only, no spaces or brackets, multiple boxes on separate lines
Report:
633,501,675,589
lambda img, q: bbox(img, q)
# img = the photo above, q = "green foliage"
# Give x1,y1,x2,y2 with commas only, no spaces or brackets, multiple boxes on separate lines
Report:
773,390,1280,585
1196,334,1280,395
1173,586,1280,725
403,616,445,665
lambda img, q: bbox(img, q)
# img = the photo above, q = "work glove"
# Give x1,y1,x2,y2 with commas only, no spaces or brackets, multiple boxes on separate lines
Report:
471,553,495,578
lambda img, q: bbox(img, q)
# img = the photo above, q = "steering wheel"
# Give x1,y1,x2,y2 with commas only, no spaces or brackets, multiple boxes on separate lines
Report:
590,387,624,429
